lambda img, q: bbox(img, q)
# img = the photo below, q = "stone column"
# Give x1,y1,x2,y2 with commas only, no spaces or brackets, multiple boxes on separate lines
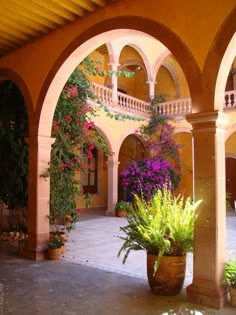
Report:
109,62,119,106
147,80,156,101
105,156,120,216
186,111,229,308
23,135,55,260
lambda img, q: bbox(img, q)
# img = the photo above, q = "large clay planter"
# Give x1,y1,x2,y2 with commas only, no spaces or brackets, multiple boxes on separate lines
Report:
48,248,62,260
229,287,236,307
117,209,127,217
147,253,186,295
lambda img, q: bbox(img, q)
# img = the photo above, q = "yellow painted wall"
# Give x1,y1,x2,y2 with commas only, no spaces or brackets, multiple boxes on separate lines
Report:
174,132,193,197
169,56,190,98
155,66,176,100
226,132,236,154
119,46,148,100
86,51,107,85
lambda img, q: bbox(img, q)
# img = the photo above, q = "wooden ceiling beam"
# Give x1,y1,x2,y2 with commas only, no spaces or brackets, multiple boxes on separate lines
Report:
10,0,67,26
91,0,106,7
51,0,87,17
0,32,25,46
0,38,19,50
0,23,32,43
0,4,50,34
32,0,77,21
0,0,114,57
70,0,97,12
0,15,43,38
1,1,58,29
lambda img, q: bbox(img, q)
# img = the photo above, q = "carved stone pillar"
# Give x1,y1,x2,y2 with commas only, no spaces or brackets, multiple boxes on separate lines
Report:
186,111,229,308
23,135,55,260
105,156,120,216
147,80,156,101
109,62,119,106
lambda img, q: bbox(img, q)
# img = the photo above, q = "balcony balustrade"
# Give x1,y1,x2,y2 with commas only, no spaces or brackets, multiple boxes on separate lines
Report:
91,83,236,118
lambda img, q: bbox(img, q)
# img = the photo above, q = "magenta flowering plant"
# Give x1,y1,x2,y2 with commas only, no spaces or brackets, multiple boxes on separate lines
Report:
121,103,182,201
139,113,181,164
120,157,180,201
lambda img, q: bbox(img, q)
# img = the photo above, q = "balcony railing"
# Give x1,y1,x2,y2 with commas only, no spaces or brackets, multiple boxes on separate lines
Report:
91,83,236,118
224,90,236,109
117,91,150,117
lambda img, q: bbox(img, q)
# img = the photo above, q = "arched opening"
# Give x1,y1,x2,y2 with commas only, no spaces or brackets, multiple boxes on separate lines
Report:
225,131,236,209
118,134,145,202
0,80,29,240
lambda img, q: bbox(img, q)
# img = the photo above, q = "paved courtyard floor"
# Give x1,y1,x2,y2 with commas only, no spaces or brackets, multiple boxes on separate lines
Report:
62,208,236,288
0,208,236,314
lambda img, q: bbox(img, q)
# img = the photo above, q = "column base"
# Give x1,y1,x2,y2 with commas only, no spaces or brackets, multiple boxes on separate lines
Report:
105,209,116,216
22,242,48,261
186,282,227,309
21,233,49,260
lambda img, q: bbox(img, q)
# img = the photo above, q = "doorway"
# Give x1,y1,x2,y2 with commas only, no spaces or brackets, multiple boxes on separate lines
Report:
226,157,236,208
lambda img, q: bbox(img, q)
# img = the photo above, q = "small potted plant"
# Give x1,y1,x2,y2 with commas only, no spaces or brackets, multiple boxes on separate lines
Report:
117,186,201,295
115,201,132,217
224,259,236,306
48,235,66,260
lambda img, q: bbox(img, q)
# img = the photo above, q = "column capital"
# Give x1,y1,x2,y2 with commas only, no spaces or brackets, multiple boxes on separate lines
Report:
146,80,157,84
186,110,229,131
108,62,120,70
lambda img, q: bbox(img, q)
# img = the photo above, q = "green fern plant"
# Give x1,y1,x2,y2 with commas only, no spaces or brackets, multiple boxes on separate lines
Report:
117,186,202,273
224,259,236,289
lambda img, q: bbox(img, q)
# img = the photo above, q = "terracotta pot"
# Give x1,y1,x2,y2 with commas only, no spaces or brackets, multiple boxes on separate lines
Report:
147,253,186,296
117,209,127,217
48,248,62,260
229,287,236,307
50,232,67,253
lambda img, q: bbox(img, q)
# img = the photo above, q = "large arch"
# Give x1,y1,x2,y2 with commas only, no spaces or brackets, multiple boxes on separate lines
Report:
118,42,152,81
38,18,201,138
203,7,236,111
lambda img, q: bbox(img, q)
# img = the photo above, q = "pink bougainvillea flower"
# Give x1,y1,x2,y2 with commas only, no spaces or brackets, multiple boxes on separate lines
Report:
64,84,78,98
65,114,72,123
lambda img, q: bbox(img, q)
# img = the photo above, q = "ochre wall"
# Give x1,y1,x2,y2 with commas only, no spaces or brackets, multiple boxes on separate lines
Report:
155,66,176,100
226,132,236,154
174,132,193,198
119,46,148,100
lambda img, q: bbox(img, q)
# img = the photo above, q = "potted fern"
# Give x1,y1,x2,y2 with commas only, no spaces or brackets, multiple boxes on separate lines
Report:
115,201,132,217
224,259,236,306
118,186,202,295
